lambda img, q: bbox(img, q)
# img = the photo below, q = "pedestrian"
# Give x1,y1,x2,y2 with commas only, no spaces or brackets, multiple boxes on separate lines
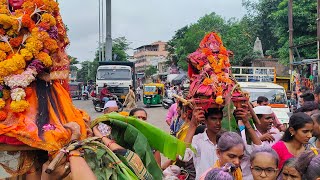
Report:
165,101,178,126
250,147,279,180
123,85,137,111
314,85,320,107
279,158,301,180
136,86,141,101
272,112,314,169
299,92,315,107
294,101,319,116
103,100,119,114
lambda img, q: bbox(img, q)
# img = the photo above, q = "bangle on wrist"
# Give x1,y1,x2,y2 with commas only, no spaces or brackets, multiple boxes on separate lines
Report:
106,140,116,148
67,151,84,161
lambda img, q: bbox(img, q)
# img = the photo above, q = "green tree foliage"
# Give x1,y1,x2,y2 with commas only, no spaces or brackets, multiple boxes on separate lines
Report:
145,66,158,77
112,37,131,61
270,0,317,63
68,55,79,71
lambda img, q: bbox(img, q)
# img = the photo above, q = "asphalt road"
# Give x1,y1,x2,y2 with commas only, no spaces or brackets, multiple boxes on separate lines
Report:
72,98,170,133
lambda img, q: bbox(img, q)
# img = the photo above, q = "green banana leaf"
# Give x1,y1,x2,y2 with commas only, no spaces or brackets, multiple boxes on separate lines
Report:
222,101,239,132
102,119,163,179
91,113,187,160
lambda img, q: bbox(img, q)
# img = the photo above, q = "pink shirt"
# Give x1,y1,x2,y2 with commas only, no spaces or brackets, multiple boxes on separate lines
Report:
166,103,178,125
272,141,294,169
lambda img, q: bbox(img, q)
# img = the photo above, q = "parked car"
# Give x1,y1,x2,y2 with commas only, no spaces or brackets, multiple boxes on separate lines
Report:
69,82,82,99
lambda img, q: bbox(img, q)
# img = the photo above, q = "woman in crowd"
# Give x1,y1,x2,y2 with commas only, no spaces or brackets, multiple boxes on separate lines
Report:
200,132,246,180
129,107,161,166
295,148,320,180
279,158,301,180
272,112,314,169
250,147,279,180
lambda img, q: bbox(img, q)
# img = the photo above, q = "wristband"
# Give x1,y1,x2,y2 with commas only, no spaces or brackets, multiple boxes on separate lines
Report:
67,151,84,161
106,140,116,148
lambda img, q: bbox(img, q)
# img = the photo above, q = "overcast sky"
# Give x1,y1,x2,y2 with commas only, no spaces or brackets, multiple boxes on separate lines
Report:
59,0,247,62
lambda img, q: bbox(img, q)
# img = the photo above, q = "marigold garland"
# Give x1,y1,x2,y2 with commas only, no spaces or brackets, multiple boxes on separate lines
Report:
0,98,5,109
0,0,66,113
10,100,29,113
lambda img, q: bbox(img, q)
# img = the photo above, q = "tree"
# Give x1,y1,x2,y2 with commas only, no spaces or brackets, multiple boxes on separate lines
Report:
145,66,158,77
112,37,130,61
68,55,79,71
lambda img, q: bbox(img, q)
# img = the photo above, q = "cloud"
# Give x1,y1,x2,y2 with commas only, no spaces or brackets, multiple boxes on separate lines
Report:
59,0,246,62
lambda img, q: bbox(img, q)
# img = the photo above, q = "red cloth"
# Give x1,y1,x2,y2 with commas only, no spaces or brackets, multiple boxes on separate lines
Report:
100,88,110,100
0,135,25,145
272,141,294,169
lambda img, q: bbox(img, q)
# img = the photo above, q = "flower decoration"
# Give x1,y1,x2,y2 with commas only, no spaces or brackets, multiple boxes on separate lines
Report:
0,110,7,121
0,98,5,109
187,32,244,108
0,0,68,113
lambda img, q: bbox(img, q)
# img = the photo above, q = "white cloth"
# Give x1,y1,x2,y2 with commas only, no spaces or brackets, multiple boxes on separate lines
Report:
104,100,117,109
182,131,218,180
253,106,273,115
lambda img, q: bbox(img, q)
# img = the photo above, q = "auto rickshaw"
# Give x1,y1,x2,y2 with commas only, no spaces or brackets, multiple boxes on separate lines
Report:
143,83,165,107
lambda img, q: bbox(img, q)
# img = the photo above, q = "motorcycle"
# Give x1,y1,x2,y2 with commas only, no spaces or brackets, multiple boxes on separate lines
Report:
92,95,123,112
82,91,89,100
162,97,174,109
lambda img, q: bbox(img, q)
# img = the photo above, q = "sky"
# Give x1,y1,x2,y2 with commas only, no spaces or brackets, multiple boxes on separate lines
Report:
59,0,247,62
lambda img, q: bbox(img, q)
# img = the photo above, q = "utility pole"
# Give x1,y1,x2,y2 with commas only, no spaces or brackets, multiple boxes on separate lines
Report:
98,0,102,62
105,0,112,61
101,0,105,61
288,0,294,91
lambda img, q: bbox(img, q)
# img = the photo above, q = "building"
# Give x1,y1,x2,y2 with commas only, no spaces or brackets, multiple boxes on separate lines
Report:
133,41,169,73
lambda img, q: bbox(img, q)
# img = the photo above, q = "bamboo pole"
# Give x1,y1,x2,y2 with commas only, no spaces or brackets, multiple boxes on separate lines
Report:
0,144,38,151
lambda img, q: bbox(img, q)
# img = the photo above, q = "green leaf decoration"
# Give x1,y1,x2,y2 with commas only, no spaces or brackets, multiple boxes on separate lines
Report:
222,101,239,132
91,113,187,160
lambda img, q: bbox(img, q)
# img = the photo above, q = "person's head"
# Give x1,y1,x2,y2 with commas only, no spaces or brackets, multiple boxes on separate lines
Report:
129,108,147,121
282,112,313,144
311,113,320,137
299,93,315,106
8,0,24,10
295,149,320,180
216,132,245,168
281,158,301,180
176,101,183,116
103,83,108,88
250,147,279,180
103,101,119,114
204,163,236,180
314,85,320,104
253,106,274,132
295,101,319,116
205,108,223,134
257,96,269,106
299,86,309,94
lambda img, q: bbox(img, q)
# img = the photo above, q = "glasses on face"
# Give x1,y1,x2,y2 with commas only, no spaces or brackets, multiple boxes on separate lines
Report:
251,166,278,177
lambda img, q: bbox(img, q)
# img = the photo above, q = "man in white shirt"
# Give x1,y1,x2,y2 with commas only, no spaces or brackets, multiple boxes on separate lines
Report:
183,108,223,179
253,106,282,146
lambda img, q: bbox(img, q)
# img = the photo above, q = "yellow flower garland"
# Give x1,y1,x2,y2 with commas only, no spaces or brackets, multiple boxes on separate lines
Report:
10,100,29,113
0,98,5,109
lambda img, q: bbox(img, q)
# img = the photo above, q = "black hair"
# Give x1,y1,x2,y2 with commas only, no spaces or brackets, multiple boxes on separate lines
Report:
300,92,315,102
311,113,320,124
205,108,223,120
315,85,320,95
250,147,279,167
257,96,269,104
295,149,320,180
129,108,147,117
299,86,309,92
282,112,313,142
295,101,318,113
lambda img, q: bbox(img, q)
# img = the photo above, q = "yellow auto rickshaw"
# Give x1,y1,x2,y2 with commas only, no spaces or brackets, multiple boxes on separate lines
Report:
143,83,165,107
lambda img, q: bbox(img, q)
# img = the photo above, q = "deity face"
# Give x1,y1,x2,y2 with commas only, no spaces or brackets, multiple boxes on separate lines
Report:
8,0,24,10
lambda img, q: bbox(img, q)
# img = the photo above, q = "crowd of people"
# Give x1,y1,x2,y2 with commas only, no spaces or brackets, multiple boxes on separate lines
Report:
161,85,320,180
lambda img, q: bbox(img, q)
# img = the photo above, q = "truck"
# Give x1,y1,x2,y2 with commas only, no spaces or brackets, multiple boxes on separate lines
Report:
232,66,290,124
95,61,135,102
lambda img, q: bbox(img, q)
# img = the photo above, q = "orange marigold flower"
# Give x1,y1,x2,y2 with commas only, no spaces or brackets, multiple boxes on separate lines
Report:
44,38,58,53
0,98,5,109
0,110,7,121
0,50,6,61
202,48,212,56
36,51,52,67
10,100,29,113
203,78,213,86
208,55,216,64
38,22,50,31
22,14,35,29
9,36,23,48
0,42,11,52
215,96,224,105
